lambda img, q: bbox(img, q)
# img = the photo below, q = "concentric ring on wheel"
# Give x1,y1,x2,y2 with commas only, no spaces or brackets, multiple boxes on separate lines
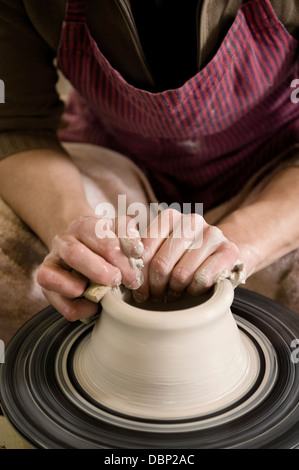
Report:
0,288,298,449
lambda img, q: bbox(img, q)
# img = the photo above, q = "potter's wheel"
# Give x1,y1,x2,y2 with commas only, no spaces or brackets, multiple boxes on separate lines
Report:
0,288,299,449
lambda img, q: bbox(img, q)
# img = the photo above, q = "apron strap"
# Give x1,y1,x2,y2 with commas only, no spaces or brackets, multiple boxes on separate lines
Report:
65,0,86,22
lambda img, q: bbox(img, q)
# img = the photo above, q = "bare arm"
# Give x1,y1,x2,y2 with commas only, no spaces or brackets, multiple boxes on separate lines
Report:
2,150,298,320
218,166,299,277
0,148,94,249
0,149,142,320
134,165,299,302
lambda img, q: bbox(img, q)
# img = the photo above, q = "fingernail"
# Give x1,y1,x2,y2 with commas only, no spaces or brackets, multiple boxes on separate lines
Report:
191,270,210,295
194,271,209,288
114,271,122,285
149,296,165,304
131,240,144,258
120,237,144,258
166,289,182,302
132,291,148,303
128,275,144,290
119,237,133,257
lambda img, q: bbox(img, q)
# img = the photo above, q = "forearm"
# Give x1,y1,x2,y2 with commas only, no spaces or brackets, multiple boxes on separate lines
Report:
0,149,94,249
218,166,299,277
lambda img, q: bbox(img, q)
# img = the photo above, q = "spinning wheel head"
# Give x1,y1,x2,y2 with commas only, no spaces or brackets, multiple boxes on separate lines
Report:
74,280,258,420
0,284,298,449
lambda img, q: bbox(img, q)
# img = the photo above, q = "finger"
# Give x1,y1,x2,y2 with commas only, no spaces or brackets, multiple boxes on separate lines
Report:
52,234,123,286
115,215,144,259
87,216,144,287
188,242,239,295
167,225,227,293
60,216,142,289
119,236,144,259
41,288,99,322
148,214,204,300
37,259,88,298
134,209,183,302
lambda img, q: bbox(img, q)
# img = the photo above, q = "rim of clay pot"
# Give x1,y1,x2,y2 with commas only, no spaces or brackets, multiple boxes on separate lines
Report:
100,279,234,329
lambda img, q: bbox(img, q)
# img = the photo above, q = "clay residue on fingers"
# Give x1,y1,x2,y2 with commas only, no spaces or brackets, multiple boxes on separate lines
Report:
119,235,144,259
81,234,144,311
214,260,246,287
120,236,144,290
194,270,210,291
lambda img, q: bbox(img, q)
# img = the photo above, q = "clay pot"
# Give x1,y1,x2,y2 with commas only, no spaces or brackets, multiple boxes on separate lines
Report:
74,280,256,420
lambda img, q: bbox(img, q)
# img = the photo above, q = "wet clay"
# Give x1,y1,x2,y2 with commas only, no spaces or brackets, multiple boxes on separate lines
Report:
74,280,258,420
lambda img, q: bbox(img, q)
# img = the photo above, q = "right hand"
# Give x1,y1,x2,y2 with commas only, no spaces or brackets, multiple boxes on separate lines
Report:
37,215,143,321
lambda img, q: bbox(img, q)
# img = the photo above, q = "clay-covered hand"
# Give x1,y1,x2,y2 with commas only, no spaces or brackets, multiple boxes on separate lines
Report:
37,215,143,321
133,209,241,303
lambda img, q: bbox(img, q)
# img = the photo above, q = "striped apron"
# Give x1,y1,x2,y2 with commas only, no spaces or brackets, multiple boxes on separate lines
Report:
57,0,299,211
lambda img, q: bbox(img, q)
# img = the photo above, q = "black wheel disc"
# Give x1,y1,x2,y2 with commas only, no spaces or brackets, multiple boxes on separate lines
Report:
0,288,298,449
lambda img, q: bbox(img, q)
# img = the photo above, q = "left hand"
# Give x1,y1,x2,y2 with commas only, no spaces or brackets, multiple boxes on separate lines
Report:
133,209,240,302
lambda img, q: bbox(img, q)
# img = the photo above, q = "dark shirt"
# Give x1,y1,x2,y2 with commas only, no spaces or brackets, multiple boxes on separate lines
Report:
130,0,199,90
0,0,298,159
